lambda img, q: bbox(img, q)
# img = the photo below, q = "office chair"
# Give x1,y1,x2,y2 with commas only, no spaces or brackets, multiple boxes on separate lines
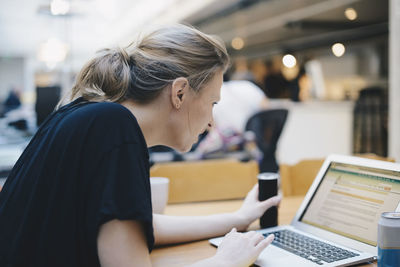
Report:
245,109,288,173
35,86,61,127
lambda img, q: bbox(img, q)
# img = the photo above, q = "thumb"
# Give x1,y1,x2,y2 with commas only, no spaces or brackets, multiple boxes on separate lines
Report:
227,227,237,235
260,195,281,210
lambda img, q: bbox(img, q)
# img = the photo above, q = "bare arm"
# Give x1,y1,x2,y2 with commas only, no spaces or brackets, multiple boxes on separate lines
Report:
97,220,152,267
98,219,274,267
154,184,281,245
153,212,245,245
259,97,269,109
97,185,280,266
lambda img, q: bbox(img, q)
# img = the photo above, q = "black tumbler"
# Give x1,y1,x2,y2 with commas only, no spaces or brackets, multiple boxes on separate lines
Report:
258,172,279,228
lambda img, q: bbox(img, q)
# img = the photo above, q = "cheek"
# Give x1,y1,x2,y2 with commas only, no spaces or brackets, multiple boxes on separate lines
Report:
185,97,213,138
194,105,212,129
205,104,214,122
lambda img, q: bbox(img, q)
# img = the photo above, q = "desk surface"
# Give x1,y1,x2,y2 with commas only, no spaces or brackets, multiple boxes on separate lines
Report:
150,196,377,267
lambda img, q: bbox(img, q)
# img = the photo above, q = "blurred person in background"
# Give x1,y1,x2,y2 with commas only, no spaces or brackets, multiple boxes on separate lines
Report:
287,65,310,102
0,87,31,133
250,59,269,90
297,65,312,101
230,57,257,83
0,24,280,267
2,87,21,116
263,58,291,99
215,73,269,134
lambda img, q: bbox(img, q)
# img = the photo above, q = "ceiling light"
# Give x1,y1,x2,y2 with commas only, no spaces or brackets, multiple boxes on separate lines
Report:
231,37,244,50
38,38,69,63
332,43,346,57
282,54,296,68
344,8,357,21
51,0,70,15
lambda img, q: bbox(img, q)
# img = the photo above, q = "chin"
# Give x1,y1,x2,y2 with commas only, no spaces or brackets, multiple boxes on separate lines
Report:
174,139,196,153
164,141,187,153
175,144,192,154
166,135,197,153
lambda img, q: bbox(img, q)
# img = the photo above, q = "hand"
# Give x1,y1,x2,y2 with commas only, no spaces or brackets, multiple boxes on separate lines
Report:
235,184,281,230
214,228,274,267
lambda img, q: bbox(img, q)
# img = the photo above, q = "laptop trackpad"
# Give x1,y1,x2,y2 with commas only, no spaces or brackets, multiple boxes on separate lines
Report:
255,245,313,267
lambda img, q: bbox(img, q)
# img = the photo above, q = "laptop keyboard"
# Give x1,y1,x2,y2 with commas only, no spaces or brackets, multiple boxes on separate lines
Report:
263,230,360,265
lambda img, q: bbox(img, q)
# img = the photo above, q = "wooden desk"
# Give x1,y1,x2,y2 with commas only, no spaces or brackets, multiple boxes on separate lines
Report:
150,196,377,267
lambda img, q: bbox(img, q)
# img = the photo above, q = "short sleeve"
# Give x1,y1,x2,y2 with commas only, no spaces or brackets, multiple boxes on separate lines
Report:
96,142,154,251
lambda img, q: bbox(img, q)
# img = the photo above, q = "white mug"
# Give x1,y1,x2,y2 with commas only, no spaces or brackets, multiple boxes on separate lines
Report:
150,177,170,214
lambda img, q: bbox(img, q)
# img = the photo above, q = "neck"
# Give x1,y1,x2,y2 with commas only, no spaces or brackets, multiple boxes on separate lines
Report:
121,98,169,147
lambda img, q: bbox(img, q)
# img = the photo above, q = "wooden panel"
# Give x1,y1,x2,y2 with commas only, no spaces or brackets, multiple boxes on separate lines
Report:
354,153,396,162
280,159,324,196
150,159,259,203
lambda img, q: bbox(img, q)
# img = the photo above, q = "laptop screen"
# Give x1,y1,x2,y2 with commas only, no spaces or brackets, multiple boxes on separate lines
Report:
299,161,400,246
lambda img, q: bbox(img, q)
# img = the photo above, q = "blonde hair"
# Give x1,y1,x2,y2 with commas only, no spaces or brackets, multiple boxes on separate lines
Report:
62,24,229,105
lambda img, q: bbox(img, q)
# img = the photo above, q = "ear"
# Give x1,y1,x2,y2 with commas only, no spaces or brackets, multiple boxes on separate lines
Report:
170,77,189,109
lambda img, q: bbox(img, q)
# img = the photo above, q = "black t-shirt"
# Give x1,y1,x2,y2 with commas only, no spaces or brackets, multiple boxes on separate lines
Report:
0,98,154,267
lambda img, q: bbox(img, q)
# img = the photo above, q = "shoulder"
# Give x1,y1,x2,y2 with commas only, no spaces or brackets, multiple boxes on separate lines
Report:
73,101,132,119
57,101,144,144
62,101,135,128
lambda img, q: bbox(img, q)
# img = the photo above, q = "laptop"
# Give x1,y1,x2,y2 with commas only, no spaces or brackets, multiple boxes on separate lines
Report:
209,154,400,266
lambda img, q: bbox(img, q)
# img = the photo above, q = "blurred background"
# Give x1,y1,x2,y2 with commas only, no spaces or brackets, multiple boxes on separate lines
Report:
0,0,399,184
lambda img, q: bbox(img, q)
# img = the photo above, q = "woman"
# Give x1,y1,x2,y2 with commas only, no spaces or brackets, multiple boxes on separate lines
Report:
0,24,280,267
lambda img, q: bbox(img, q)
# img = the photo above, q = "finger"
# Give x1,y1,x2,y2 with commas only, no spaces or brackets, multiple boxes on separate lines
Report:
264,234,275,243
255,234,274,253
225,227,237,238
250,233,265,246
244,231,257,237
276,194,282,207
260,195,281,209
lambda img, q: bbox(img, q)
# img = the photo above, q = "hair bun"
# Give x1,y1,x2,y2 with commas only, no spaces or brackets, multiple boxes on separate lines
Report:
69,47,132,102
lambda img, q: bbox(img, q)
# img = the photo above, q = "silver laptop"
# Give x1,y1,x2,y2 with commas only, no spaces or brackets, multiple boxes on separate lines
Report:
210,154,400,266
